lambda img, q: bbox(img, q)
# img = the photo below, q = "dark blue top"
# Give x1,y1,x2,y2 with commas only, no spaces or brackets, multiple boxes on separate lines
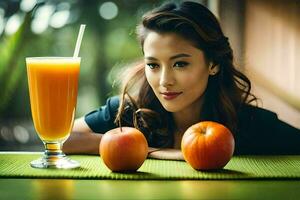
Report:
85,96,300,155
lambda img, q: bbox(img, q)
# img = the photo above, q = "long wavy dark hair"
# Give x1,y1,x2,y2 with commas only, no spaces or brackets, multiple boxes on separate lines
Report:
115,1,257,147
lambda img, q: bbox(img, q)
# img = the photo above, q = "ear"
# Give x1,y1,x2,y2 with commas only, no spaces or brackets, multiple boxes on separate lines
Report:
209,63,220,75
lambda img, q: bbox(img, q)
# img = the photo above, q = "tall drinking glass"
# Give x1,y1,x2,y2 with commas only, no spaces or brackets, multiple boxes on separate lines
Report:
26,57,80,169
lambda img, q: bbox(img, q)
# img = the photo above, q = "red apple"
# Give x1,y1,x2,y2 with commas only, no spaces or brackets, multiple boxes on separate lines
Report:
181,121,235,170
99,127,148,172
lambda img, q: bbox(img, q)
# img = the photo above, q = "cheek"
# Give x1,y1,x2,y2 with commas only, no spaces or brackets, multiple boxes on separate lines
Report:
180,69,209,92
145,69,157,89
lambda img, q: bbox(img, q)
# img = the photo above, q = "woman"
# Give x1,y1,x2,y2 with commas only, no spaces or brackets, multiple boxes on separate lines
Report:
63,1,300,159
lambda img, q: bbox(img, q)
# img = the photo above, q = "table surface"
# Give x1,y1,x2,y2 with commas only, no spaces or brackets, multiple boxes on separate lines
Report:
1,178,300,200
1,151,300,200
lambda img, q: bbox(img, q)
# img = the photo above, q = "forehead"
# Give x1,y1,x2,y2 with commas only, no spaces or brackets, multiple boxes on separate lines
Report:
143,32,202,56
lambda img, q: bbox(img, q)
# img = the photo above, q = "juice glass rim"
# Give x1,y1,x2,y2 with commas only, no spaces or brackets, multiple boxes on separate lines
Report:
26,57,81,61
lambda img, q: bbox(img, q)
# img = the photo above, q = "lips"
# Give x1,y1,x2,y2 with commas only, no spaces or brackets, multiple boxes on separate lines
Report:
160,91,182,100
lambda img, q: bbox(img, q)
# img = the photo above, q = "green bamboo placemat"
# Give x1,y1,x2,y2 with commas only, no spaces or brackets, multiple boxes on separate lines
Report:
0,152,300,180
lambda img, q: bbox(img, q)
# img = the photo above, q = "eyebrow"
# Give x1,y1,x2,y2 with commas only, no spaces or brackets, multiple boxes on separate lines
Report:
144,53,191,61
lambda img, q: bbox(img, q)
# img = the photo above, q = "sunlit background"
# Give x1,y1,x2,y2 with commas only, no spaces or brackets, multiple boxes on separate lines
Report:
0,0,299,151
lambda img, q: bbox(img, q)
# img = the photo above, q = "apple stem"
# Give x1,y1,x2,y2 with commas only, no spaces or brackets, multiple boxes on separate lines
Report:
118,119,123,132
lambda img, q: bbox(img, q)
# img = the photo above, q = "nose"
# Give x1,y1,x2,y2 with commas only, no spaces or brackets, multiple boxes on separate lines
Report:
159,67,175,87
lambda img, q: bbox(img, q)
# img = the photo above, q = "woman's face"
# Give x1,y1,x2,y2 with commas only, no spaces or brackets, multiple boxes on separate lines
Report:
144,32,210,113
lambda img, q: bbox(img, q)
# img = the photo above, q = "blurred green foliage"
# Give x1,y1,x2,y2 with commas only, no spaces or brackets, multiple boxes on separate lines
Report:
0,11,32,118
0,0,166,121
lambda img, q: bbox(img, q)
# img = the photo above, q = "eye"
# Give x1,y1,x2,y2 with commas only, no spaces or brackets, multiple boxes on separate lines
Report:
173,61,189,68
146,63,159,69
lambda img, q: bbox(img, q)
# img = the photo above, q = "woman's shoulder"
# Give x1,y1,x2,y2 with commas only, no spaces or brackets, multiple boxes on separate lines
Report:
235,104,280,141
84,96,121,133
238,104,278,124
235,103,300,155
106,95,120,108
237,103,300,133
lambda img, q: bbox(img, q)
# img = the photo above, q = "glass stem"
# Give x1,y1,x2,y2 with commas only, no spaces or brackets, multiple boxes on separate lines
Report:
43,142,65,158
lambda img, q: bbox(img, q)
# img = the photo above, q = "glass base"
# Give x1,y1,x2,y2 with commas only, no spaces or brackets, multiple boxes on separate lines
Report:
31,153,80,169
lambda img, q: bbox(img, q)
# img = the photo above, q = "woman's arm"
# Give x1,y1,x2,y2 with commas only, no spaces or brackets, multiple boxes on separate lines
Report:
63,118,176,157
148,148,184,160
63,117,103,154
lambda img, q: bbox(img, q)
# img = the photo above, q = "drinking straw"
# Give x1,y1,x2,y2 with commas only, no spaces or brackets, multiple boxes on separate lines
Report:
73,24,86,57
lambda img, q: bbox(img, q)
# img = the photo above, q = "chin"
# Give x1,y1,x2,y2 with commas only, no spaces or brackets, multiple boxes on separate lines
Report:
160,101,183,113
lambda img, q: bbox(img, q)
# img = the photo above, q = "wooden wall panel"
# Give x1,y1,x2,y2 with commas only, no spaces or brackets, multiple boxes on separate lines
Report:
244,0,300,107
241,0,300,127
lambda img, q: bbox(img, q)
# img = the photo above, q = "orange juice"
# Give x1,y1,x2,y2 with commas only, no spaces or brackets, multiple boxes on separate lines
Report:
26,57,80,141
